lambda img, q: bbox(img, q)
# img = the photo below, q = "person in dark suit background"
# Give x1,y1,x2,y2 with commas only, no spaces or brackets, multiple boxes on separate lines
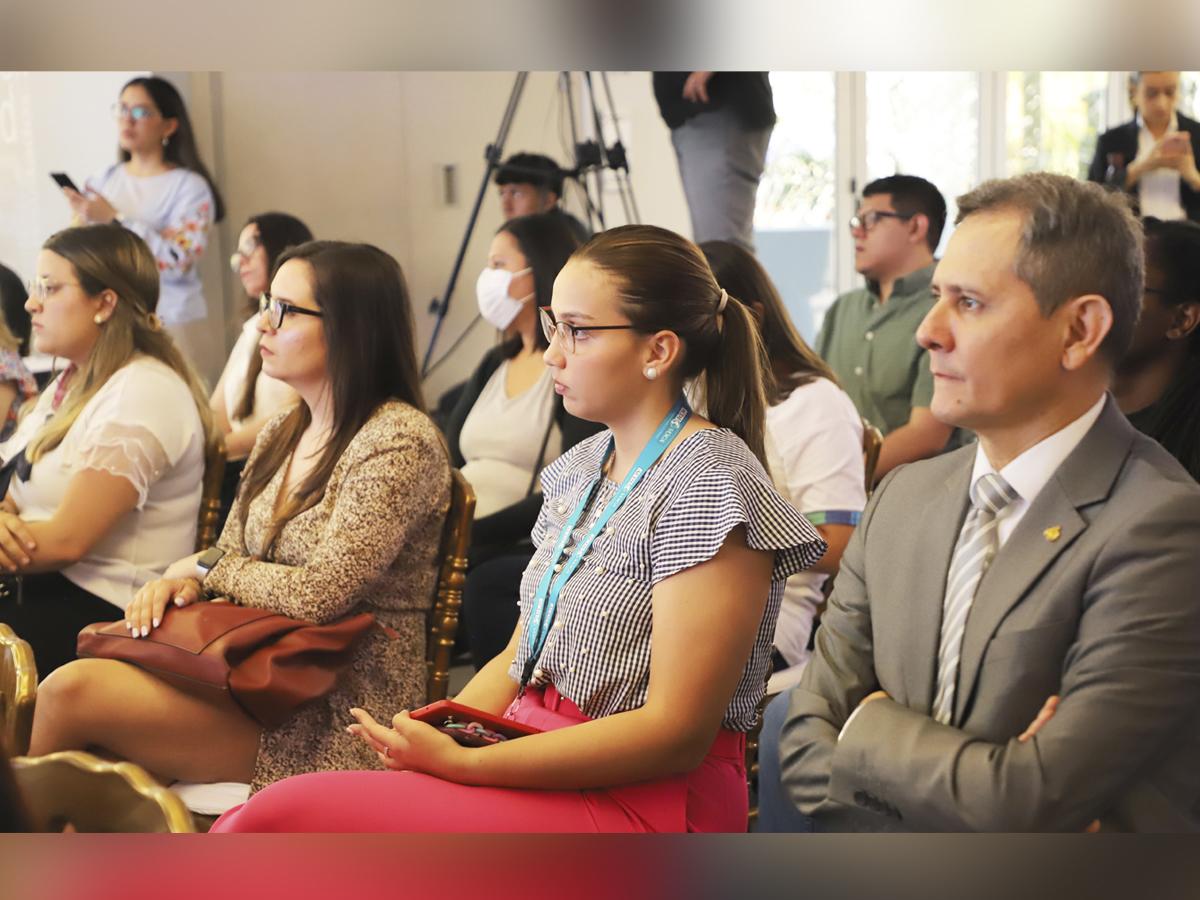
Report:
773,172,1200,832
1087,70,1200,222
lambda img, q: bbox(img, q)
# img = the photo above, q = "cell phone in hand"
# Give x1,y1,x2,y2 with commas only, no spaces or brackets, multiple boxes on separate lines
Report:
408,699,541,747
1161,132,1190,153
50,172,80,193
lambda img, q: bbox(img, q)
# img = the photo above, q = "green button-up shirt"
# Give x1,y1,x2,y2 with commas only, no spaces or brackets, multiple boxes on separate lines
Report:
816,264,936,436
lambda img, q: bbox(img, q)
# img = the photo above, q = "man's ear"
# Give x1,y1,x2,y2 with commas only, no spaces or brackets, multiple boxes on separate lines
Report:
1061,294,1114,371
909,213,931,248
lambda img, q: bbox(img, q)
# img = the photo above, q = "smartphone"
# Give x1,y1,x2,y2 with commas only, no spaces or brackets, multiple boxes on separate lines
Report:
50,172,80,192
408,699,541,746
1161,132,1189,152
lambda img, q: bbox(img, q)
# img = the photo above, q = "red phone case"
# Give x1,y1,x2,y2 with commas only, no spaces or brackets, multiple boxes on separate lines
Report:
408,699,541,743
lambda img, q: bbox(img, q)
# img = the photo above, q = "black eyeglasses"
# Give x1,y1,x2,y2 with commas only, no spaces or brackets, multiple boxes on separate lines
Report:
539,306,636,354
259,292,323,330
849,210,914,233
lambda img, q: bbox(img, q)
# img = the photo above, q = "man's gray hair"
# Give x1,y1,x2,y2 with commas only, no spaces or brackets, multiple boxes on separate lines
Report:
955,172,1143,363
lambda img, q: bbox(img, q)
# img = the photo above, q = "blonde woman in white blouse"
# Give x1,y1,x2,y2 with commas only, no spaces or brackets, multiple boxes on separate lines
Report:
0,224,213,676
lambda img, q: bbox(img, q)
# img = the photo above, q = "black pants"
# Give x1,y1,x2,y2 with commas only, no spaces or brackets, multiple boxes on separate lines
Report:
0,571,119,678
461,552,532,671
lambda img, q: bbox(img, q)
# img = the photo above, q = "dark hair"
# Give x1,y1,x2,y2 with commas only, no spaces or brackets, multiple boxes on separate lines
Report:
863,174,947,252
1143,218,1200,333
1136,217,1200,477
955,172,1143,363
699,240,837,403
495,153,565,197
232,212,315,421
573,225,771,464
0,263,31,356
119,76,225,222
236,241,428,557
495,213,581,357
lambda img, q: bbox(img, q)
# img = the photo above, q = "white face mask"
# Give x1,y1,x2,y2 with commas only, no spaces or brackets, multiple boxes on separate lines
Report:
476,266,533,330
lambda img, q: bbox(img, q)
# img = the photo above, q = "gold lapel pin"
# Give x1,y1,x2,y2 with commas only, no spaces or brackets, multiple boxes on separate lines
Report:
1043,525,1062,542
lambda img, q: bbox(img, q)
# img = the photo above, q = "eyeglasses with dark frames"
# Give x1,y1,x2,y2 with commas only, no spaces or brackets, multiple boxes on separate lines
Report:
849,210,915,233
259,292,324,330
539,306,637,354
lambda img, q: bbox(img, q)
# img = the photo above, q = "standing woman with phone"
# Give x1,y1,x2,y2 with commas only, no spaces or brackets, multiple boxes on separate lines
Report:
60,75,225,378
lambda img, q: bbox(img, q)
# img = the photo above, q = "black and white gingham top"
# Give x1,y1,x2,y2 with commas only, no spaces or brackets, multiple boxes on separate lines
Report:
507,427,826,731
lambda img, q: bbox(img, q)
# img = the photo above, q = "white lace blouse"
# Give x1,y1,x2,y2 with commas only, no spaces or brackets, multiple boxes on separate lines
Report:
0,356,206,608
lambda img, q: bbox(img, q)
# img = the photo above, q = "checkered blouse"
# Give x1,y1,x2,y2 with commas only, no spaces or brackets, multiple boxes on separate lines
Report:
507,427,826,731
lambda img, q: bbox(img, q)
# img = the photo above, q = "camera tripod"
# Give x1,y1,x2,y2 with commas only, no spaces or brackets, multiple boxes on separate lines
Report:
421,71,641,378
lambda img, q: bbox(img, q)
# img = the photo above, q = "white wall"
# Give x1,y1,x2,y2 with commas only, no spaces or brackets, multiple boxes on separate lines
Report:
0,71,141,283
205,71,691,402
1,71,692,398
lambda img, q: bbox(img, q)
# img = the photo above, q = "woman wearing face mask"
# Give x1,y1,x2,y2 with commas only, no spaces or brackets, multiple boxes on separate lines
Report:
60,75,226,379
443,214,602,668
210,213,312,525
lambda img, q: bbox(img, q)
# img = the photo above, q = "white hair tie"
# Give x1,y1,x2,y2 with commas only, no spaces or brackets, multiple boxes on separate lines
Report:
716,288,728,314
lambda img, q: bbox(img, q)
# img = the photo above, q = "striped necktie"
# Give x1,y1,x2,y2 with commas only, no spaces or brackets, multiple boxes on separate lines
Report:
931,472,1019,725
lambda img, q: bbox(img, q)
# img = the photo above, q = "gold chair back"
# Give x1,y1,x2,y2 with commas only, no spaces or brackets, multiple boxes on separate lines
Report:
861,419,884,498
426,470,475,702
11,751,195,832
0,623,37,758
195,435,227,552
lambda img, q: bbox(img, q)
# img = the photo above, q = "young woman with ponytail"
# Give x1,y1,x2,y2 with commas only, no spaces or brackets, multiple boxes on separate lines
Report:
212,224,826,833
0,224,212,676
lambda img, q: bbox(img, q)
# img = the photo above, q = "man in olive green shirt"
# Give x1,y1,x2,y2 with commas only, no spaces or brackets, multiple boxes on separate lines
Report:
817,175,954,481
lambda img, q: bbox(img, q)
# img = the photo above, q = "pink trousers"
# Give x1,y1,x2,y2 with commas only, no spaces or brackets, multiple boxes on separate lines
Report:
212,686,748,833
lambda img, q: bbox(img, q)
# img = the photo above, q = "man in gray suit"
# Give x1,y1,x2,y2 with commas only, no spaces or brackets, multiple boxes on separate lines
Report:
776,172,1200,832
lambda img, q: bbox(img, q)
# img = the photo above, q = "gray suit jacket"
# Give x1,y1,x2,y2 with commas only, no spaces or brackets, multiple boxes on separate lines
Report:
779,397,1200,831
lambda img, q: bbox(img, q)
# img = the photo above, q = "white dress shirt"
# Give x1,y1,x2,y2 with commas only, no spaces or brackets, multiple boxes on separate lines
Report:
968,393,1107,549
1136,112,1187,222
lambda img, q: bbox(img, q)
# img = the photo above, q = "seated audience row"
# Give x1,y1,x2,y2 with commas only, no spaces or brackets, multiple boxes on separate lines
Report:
6,169,1200,833
28,238,451,795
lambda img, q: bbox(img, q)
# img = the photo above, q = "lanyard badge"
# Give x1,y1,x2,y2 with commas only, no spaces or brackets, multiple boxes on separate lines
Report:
520,396,691,687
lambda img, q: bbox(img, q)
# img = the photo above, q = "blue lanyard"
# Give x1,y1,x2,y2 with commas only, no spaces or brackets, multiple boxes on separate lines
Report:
520,396,691,686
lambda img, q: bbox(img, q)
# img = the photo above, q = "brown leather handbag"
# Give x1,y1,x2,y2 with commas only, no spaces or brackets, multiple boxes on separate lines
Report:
77,602,379,728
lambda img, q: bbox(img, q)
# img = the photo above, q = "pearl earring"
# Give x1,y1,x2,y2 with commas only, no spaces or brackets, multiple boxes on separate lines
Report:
644,366,658,381
94,314,105,325
162,136,169,147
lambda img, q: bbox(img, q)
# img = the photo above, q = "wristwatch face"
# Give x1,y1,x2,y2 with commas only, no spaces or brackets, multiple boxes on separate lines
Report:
198,548,224,571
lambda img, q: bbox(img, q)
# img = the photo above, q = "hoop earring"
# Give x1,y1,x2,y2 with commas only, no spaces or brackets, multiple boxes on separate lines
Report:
644,366,658,381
